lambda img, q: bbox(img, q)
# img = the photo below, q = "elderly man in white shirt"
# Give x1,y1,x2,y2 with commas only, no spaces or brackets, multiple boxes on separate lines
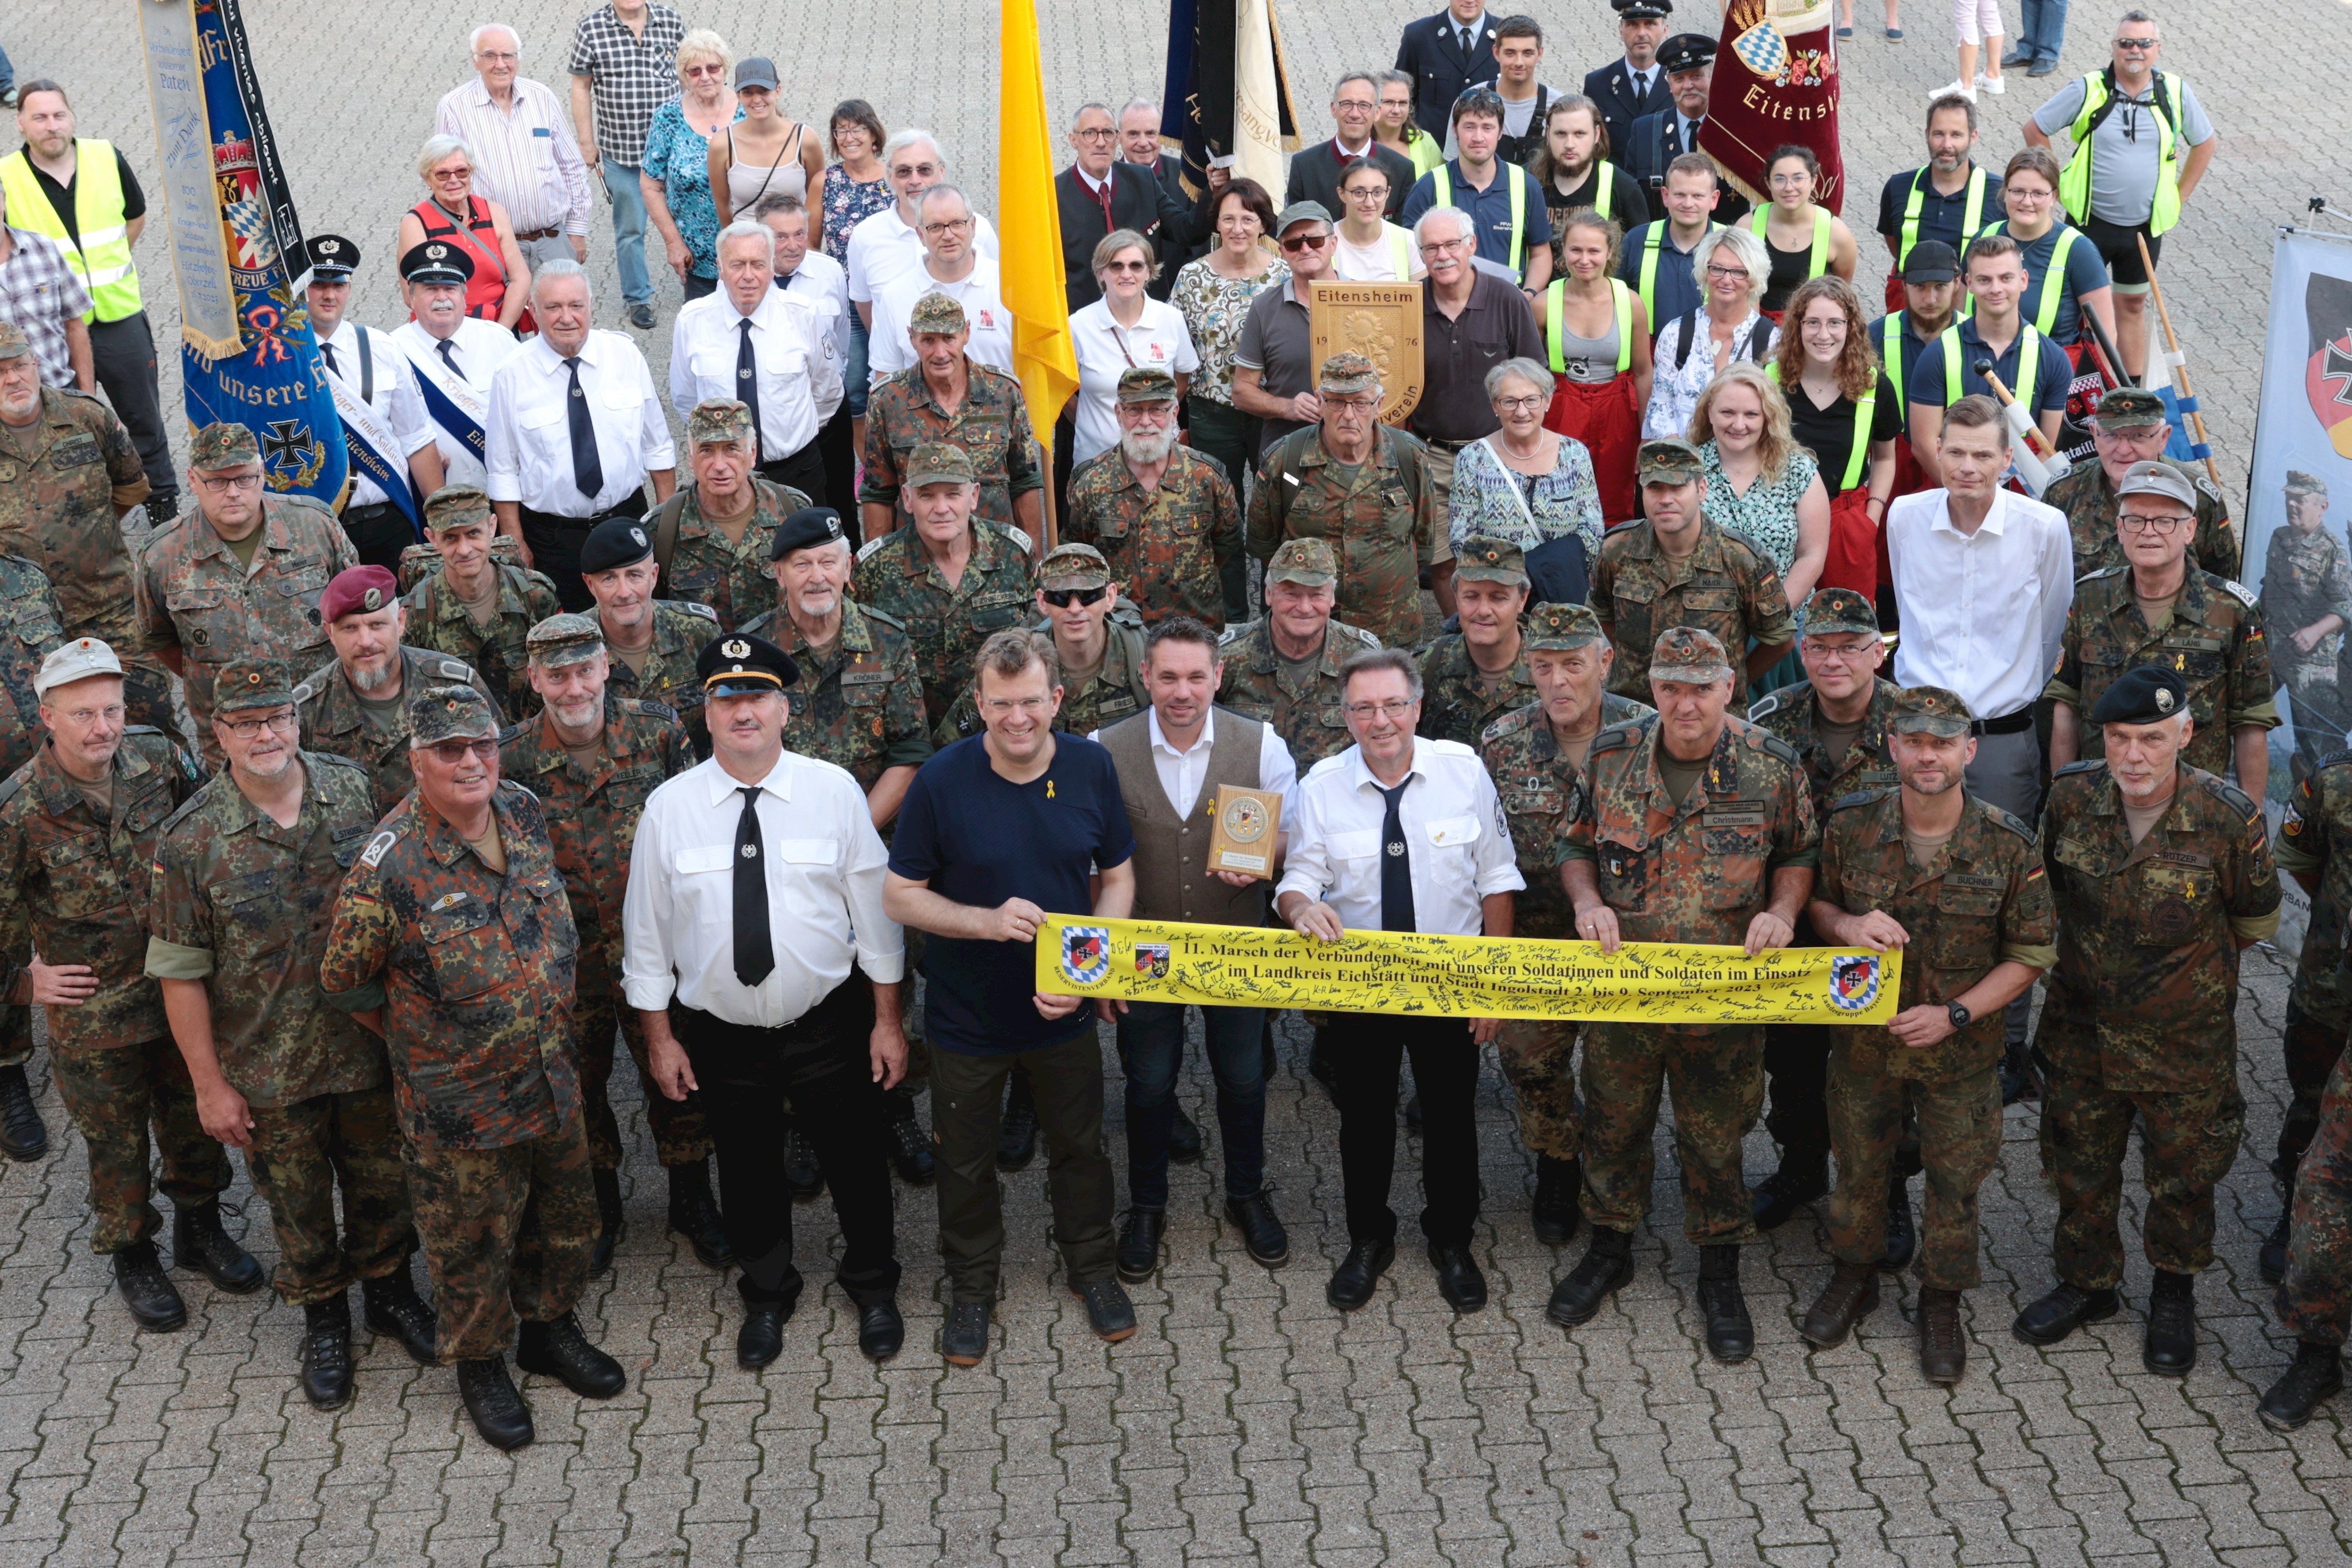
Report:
756,192,856,517
1276,646,1522,1317
391,238,522,491
844,130,1001,329
669,220,834,502
432,23,594,268
625,631,909,1369
296,235,445,572
866,185,1015,386
485,260,676,611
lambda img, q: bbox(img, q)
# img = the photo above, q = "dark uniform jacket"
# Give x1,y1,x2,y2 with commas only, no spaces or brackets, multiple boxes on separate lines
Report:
602,600,720,757
295,646,502,816
738,599,933,791
2045,565,2276,778
1477,691,1654,937
1581,59,1672,160
1055,162,1197,311
1591,518,1794,706
1395,10,1500,137
1216,615,1384,769
0,553,66,777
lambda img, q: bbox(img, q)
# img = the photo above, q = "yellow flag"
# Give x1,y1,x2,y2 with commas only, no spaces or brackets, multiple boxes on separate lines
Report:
997,0,1080,456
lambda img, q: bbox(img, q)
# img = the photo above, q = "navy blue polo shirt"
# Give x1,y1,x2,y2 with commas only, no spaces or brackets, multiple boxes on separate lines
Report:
1981,220,2113,343
1875,164,2004,259
1869,310,1941,409
1907,315,2073,415
888,733,1136,1056
1619,221,1715,338
1401,159,1552,278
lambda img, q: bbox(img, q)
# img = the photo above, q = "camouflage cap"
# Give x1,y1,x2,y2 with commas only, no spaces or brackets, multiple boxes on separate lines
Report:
905,440,977,487
1637,438,1704,485
907,291,967,335
191,421,261,471
2090,386,2168,431
423,483,494,532
1116,366,1179,405
1318,351,1379,396
0,321,28,361
1266,537,1339,587
1649,625,1732,684
1890,684,1974,737
212,657,297,713
1452,534,1529,586
686,398,754,446
1524,600,1607,651
2287,469,2331,500
1800,586,1879,639
526,611,606,668
34,637,125,696
1039,542,1113,591
409,683,500,744
2115,458,2198,511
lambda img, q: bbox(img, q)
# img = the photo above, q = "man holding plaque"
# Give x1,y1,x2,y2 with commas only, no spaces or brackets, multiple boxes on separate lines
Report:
1092,617,1299,1282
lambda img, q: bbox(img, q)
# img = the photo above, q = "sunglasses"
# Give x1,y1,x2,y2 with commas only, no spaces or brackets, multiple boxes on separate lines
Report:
1279,232,1330,252
424,738,499,764
1042,586,1108,608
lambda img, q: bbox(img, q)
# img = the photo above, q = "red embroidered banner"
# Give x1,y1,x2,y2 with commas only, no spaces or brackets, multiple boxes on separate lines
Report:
1699,0,1845,215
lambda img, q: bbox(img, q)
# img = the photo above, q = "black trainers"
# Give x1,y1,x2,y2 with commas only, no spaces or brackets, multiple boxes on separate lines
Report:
997,1073,1040,1171
941,1300,992,1366
363,1268,438,1365
458,1355,533,1449
1697,1245,1754,1364
299,1294,354,1410
516,1310,626,1398
174,1201,265,1294
1750,1158,1829,1231
667,1161,734,1268
1224,1188,1290,1267
2259,1342,2346,1432
114,1241,187,1331
886,1091,935,1184
0,1062,47,1161
1115,1209,1165,1284
1531,1156,1581,1246
1071,1280,1139,1342
1548,1227,1634,1327
590,1168,623,1278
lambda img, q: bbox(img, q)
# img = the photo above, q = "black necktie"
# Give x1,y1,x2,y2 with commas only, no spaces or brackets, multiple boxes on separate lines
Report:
437,338,463,378
564,355,604,502
733,785,775,987
319,340,339,375
736,317,764,458
1459,25,1476,57
1378,778,1417,934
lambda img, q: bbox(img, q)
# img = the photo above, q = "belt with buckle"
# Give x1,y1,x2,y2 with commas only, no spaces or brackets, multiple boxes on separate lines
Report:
1970,708,2035,736
515,226,560,242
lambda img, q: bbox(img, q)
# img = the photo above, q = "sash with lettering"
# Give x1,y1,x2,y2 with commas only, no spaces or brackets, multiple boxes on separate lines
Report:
320,327,421,535
400,332,490,478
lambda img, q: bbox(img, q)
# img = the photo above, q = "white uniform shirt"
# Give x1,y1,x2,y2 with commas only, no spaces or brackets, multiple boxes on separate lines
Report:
313,320,438,509
776,249,852,417
667,287,829,460
1067,296,1201,464
622,750,906,1027
1887,486,2074,721
1276,737,1523,938
867,255,1016,386
390,316,522,490
1088,707,1302,822
845,204,1001,306
432,75,595,238
484,328,675,517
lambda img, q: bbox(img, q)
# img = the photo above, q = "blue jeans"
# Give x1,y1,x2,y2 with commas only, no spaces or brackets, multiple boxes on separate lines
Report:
0,41,15,95
600,160,651,305
2016,0,2067,62
1117,1001,1266,1210
845,309,873,417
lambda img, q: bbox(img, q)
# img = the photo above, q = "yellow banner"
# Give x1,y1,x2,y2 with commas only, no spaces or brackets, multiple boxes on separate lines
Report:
1037,916,1902,1025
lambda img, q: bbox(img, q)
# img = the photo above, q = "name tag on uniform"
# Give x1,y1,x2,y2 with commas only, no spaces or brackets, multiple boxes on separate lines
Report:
1856,769,1897,787
1702,800,1766,828
2153,848,2213,868
1944,873,2006,891
2161,634,2223,652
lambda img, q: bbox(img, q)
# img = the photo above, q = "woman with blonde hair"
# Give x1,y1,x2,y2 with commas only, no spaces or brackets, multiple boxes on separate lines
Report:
639,28,739,300
1771,276,1900,599
1644,224,1778,439
1539,209,1650,528
395,135,533,331
1688,360,1829,610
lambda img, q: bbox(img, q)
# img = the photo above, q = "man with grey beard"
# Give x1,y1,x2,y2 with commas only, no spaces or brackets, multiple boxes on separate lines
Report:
391,241,521,491
1062,367,1241,630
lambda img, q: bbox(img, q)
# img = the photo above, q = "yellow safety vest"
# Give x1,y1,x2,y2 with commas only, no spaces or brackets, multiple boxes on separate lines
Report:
1979,219,2084,337
1545,278,1635,375
2057,68,2185,237
1432,160,1529,276
1748,206,1831,285
1766,361,1879,493
1634,220,1724,329
0,140,141,323
1390,224,1413,281
1897,165,1987,271
1937,322,2045,408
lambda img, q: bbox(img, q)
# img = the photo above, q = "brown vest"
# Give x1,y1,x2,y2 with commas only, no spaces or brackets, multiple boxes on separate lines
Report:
1100,706,1270,927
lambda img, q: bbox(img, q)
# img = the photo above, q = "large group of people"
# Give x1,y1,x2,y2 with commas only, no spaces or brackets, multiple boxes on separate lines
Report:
1,0,2349,1461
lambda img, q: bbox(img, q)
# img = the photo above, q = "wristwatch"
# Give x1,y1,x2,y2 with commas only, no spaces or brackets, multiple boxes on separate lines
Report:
1945,999,1972,1030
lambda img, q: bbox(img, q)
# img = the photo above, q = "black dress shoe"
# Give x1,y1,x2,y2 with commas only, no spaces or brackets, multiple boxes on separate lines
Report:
2261,1186,2294,1284
174,1201,265,1294
0,1063,47,1161
626,302,657,330
2012,1282,2120,1346
1071,1279,1139,1342
940,1300,992,1366
1225,1189,1289,1267
590,1167,623,1278
997,1074,1040,1171
1531,1156,1581,1246
1881,1174,1918,1271
1548,1227,1634,1326
667,1161,735,1268
1326,1238,1396,1311
300,1294,354,1410
1697,1245,1753,1364
114,1241,187,1331
857,1300,904,1361
886,1091,935,1184
516,1310,626,1397
1167,1105,1205,1164
1750,1159,1828,1232
1116,1209,1166,1284
363,1269,439,1365
2260,1342,2346,1432
1428,1244,1487,1312
2142,1273,2197,1377
782,1124,826,1201
458,1356,534,1449
736,1301,790,1368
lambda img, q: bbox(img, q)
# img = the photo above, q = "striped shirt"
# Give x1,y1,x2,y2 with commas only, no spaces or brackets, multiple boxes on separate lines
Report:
566,3,684,168
0,225,91,386
432,75,595,237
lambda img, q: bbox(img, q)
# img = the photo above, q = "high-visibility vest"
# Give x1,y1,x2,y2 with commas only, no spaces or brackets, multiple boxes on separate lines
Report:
1590,162,1616,216
1980,219,2085,337
0,140,142,323
1937,322,2045,408
1545,278,1634,375
1766,361,1879,493
2057,68,2186,236
1633,219,1724,329
1749,206,1831,284
1433,159,1530,275
1389,224,1413,281
1895,164,1987,272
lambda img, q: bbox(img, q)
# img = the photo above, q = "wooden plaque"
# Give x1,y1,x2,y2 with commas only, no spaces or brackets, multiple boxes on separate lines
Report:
1307,279,1425,426
1207,784,1284,879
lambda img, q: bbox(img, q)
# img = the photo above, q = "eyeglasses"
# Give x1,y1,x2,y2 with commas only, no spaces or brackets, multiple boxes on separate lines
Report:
1494,394,1546,412
1323,394,1379,412
2007,186,2053,202
1343,699,1416,721
1420,236,1471,255
1102,259,1151,274
2114,36,2157,48
428,166,474,182
1705,262,1751,280
682,63,726,78
1333,99,1376,114
920,218,974,237
1075,127,1117,141
424,738,500,764
196,472,265,493
890,162,941,180
1279,232,1330,252
981,695,1055,715
217,710,299,740
1042,586,1108,608
474,50,519,63
2119,513,2188,534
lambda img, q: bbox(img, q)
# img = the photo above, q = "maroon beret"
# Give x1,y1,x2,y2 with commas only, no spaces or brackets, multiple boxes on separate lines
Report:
320,565,401,623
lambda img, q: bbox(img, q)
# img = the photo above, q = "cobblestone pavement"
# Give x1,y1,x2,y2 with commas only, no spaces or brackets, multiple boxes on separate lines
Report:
7,2,2351,1563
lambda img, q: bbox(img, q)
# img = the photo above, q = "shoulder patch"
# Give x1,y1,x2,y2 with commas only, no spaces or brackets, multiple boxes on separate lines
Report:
1589,720,1643,755
1754,731,1802,768
307,748,366,770
992,521,1036,555
2192,471,2225,502
2053,758,2108,777
1831,787,1890,812
862,605,906,632
2320,748,2352,774
855,533,892,563
1217,620,1254,648
1483,703,1541,744
0,772,25,813
1746,690,1787,721
359,828,400,868
158,788,214,839
1982,803,2037,841
435,659,474,681
680,601,718,623
496,723,527,746
2075,564,2126,584
293,678,321,705
2196,771,2260,820
618,696,680,721
122,724,162,737
2221,577,2257,607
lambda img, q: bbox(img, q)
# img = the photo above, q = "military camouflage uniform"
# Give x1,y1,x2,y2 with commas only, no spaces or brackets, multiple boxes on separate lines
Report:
295,646,502,816
600,601,719,757
652,476,814,632
319,776,593,1363
134,495,360,764
0,387,169,727
0,730,220,1253
1590,521,1796,707
859,360,1045,533
1816,788,2056,1288
1244,424,1441,648
738,599,933,789
0,556,67,1070
2277,1050,2352,1348
2047,567,2277,777
145,750,416,1304
933,607,1149,746
1215,617,1385,769
501,695,706,1172
2261,524,2352,766
396,533,527,594
1063,448,1241,629
1418,632,1538,748
2048,459,2239,583
1559,712,1819,1240
851,521,1036,725
2267,762,2352,1192
2035,759,2280,1288
400,558,564,723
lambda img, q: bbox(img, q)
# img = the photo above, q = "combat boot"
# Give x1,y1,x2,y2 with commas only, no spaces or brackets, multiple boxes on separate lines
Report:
1697,1244,1754,1363
0,1062,47,1160
1530,1156,1581,1245
1798,1260,1879,1348
113,1240,188,1331
2143,1269,2198,1377
174,1201,264,1294
363,1266,438,1365
589,1168,623,1277
2258,1342,2346,1432
1918,1287,1967,1384
1547,1225,1634,1326
516,1310,626,1398
457,1356,533,1449
300,1292,354,1410
667,1160,734,1268
1750,1155,1828,1230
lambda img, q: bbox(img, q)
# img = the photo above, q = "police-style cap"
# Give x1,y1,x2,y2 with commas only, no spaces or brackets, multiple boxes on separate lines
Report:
2091,386,2167,430
34,637,125,696
1266,537,1338,587
0,322,28,361
2115,459,2198,511
1276,200,1332,233
771,507,846,561
1637,438,1704,485
1319,351,1379,395
905,441,977,487
526,611,605,668
410,683,500,744
423,483,494,532
1117,366,1179,404
320,565,400,622
686,398,753,446
299,234,359,281
1900,239,1959,284
400,239,474,285
1658,32,1716,71
1801,586,1879,638
908,291,967,335
1890,685,1973,737
579,516,655,575
697,632,799,694
2088,664,2189,726
1649,625,1731,684
1039,542,1113,591
2287,469,2331,500
1453,534,1528,586
191,421,261,471
214,657,296,713
1525,601,1607,651
1613,0,1672,17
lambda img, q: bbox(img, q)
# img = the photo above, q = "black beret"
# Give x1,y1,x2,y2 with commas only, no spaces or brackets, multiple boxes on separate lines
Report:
2088,664,2189,727
770,506,848,562
695,632,800,694
578,515,656,575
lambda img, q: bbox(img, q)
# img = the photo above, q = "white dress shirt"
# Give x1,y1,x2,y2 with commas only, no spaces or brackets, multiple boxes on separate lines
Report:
622,750,905,1027
1068,296,1202,464
1887,486,2074,721
1088,708,1302,823
845,204,1002,305
313,320,438,509
867,255,1016,386
667,287,829,459
484,328,676,516
1276,737,1523,938
777,249,852,415
390,316,521,490
432,75,595,238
